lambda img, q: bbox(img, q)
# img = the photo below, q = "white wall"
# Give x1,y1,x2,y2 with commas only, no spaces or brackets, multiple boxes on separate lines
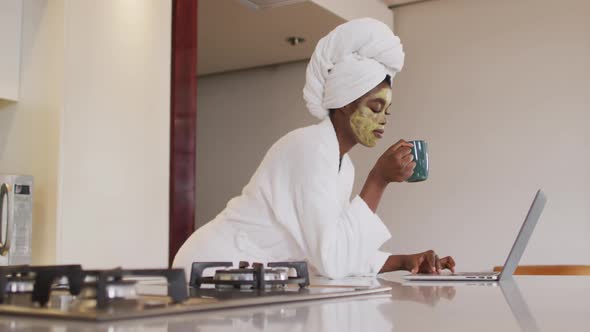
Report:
0,0,23,101
0,0,65,264
57,0,171,268
196,62,316,228
197,0,590,272
385,0,590,271
1,0,172,268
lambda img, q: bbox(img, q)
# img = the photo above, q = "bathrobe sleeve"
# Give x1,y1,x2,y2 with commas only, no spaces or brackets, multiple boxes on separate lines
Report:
292,147,392,279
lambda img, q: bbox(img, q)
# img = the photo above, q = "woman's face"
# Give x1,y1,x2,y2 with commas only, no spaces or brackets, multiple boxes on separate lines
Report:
349,84,392,147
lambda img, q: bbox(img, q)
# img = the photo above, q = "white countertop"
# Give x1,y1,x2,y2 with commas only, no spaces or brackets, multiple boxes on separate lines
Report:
1,273,589,331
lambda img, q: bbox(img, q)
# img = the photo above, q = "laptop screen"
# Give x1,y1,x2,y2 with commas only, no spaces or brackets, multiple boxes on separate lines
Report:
499,190,547,280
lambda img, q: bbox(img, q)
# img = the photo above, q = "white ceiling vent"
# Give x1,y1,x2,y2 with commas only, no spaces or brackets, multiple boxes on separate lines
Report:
239,0,307,10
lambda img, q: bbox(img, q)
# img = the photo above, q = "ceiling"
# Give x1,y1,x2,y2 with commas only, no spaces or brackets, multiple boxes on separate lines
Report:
197,0,345,76
381,0,435,8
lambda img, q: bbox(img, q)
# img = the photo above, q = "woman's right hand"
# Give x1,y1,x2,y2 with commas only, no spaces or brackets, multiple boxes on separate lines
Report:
379,251,456,274
403,250,456,274
372,139,416,183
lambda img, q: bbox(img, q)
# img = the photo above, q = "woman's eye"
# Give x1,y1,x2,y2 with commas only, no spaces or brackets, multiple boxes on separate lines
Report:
370,106,382,113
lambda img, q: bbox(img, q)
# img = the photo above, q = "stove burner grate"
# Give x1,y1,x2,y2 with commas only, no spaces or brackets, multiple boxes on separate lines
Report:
0,265,188,309
190,261,310,290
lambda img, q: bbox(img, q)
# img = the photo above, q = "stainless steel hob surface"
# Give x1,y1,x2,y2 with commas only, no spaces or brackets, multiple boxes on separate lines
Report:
0,262,391,321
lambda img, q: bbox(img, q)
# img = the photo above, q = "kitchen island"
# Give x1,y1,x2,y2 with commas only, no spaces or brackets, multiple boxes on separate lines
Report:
0,274,588,331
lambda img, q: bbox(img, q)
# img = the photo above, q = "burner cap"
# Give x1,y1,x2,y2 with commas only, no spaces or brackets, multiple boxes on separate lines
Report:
214,268,288,281
5,277,35,294
214,268,289,289
105,280,138,299
81,280,138,300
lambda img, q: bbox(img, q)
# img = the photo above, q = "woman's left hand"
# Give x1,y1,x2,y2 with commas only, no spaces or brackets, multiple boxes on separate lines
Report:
402,250,456,274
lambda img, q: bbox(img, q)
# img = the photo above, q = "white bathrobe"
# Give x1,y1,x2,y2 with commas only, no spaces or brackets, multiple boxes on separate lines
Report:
173,117,392,279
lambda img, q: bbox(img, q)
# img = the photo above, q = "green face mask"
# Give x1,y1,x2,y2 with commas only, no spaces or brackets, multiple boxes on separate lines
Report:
349,87,392,147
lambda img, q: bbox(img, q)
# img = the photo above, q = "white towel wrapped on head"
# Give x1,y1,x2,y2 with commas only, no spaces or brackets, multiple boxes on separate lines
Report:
303,18,405,120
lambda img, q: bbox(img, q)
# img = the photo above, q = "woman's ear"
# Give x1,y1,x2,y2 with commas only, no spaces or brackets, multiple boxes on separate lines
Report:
330,102,357,120
340,102,357,117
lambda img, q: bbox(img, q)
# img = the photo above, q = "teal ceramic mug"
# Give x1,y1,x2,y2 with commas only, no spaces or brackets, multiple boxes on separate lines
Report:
407,140,428,183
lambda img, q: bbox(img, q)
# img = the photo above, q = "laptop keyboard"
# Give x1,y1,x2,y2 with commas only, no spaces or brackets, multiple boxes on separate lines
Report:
453,272,497,276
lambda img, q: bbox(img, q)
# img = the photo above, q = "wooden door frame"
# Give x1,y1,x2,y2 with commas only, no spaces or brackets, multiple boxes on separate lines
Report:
169,0,198,265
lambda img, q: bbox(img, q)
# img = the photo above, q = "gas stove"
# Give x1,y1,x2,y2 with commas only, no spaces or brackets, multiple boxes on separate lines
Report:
0,262,391,321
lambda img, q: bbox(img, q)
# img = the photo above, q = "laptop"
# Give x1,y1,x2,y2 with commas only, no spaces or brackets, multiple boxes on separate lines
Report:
404,189,546,281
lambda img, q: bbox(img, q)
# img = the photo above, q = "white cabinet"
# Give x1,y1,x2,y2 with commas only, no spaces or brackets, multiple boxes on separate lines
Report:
0,0,23,101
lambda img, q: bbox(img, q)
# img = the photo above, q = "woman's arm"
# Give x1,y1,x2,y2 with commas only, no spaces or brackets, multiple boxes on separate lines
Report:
360,169,388,213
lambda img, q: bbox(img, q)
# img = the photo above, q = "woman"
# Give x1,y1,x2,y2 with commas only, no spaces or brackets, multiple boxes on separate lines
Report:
174,18,455,279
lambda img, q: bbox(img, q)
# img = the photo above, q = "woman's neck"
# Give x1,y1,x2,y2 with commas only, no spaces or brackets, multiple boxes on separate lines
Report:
329,113,357,161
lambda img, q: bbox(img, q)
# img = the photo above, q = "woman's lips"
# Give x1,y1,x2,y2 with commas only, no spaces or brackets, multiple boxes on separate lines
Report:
373,129,384,138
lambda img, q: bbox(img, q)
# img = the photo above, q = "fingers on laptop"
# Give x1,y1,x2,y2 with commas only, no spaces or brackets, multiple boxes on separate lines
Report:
419,251,456,274
409,251,456,274
424,250,437,273
435,255,443,273
439,256,456,273
410,255,425,274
